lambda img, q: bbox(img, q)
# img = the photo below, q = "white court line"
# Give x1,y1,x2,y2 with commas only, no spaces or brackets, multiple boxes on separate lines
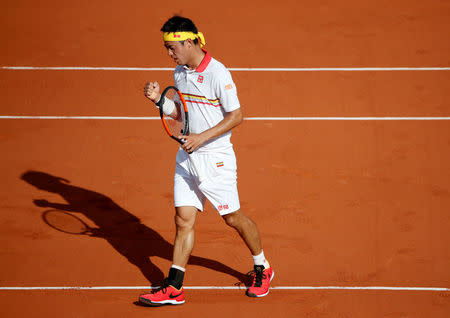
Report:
1,116,450,120
0,286,448,291
245,117,450,121
0,116,449,121
1,66,450,71
0,116,161,120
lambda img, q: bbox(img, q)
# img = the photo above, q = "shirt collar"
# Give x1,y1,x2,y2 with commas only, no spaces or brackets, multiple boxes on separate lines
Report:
183,50,211,73
195,50,211,73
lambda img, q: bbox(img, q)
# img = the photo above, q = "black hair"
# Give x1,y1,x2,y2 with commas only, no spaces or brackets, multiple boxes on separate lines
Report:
161,16,199,45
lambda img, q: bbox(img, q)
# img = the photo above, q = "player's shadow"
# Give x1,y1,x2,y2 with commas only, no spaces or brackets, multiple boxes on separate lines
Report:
20,170,248,286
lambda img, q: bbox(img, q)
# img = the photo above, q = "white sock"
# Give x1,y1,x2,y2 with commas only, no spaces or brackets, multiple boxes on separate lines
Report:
252,250,270,269
171,264,186,272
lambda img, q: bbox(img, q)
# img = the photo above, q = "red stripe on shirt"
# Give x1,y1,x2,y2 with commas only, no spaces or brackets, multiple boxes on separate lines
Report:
185,99,221,108
182,92,220,103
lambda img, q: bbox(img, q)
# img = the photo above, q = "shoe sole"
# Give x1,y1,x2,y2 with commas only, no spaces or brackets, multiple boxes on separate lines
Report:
139,297,185,307
246,270,275,298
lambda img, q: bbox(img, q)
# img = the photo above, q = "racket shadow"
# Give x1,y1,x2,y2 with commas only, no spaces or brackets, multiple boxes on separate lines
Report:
21,170,248,286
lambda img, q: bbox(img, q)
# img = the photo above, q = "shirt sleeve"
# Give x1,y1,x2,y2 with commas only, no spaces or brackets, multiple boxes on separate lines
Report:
214,68,240,112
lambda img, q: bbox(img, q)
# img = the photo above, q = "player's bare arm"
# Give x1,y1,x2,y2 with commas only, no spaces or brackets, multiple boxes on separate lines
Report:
179,108,243,152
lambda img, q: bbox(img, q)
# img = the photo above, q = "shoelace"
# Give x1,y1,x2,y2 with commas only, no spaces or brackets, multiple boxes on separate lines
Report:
151,279,170,294
247,269,267,288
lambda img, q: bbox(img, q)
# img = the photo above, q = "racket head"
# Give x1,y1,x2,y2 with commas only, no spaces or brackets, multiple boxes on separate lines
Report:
42,209,98,236
157,86,189,144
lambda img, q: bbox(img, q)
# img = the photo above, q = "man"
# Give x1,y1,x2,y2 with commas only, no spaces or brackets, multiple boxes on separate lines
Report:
139,16,273,306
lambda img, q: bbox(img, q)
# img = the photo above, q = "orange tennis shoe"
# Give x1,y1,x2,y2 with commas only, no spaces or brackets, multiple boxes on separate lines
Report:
139,283,185,306
246,264,274,297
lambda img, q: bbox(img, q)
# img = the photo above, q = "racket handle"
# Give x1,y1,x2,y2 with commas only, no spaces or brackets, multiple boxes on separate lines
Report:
180,138,193,154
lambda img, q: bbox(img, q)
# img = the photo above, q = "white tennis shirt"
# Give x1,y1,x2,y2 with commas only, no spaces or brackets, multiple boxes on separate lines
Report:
174,51,241,153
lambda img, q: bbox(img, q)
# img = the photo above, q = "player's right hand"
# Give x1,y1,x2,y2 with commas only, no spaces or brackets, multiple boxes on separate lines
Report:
144,82,160,103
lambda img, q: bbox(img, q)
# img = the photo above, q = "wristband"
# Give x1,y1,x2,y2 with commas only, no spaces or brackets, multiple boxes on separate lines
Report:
156,96,176,116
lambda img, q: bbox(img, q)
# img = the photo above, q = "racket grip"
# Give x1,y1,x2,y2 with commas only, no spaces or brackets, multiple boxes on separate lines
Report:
180,139,193,154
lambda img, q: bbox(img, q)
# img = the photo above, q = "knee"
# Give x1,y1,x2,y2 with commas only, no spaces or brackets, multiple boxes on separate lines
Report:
222,211,245,228
174,214,193,231
174,208,197,231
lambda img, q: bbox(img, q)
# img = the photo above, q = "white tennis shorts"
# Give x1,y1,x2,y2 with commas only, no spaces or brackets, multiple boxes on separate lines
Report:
173,147,240,215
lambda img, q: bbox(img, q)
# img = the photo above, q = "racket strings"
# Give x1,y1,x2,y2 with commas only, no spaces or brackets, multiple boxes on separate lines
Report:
162,88,187,138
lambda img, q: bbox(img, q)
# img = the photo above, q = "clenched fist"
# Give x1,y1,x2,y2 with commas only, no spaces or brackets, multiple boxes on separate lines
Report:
144,82,161,103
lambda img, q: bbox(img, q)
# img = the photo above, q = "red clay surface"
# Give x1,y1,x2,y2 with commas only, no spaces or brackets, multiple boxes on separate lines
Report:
1,71,449,117
1,0,450,67
1,0,450,317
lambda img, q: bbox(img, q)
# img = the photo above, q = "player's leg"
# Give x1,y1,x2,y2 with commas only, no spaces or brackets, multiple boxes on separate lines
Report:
197,150,274,297
139,149,204,306
139,206,198,307
221,210,262,256
196,150,269,268
170,149,205,285
172,206,198,269
222,210,274,297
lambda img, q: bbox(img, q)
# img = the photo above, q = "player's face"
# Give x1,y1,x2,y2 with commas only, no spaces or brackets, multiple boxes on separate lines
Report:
164,41,189,65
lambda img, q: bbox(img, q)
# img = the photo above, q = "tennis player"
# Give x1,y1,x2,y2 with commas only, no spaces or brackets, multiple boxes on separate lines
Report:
139,16,273,306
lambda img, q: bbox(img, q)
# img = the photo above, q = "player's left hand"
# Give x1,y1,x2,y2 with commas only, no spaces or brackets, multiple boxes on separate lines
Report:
179,133,207,153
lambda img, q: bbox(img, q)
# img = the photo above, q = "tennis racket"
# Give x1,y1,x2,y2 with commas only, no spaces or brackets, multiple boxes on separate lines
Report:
156,86,204,183
156,86,189,145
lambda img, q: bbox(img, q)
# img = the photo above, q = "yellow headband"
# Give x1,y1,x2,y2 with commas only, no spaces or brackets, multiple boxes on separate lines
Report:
163,31,206,47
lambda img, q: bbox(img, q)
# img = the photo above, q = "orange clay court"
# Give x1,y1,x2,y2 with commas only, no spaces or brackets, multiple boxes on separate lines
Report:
0,0,449,317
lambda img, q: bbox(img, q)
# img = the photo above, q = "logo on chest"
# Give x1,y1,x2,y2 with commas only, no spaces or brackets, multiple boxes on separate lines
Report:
197,75,204,83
